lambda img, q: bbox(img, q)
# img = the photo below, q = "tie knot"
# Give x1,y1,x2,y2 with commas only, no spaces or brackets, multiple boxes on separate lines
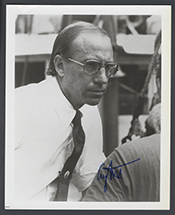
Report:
72,110,83,126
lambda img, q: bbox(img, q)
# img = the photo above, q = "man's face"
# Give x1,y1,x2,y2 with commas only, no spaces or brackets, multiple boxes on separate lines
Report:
60,31,114,109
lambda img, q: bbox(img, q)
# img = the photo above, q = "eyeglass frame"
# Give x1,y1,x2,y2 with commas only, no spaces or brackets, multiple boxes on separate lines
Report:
65,57,119,78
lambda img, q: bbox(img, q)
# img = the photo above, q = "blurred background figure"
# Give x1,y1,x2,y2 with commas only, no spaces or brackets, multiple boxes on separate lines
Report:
143,30,161,137
144,103,161,136
122,30,161,143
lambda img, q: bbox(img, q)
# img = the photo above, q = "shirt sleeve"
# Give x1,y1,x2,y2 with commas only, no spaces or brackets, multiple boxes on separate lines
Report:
72,105,106,192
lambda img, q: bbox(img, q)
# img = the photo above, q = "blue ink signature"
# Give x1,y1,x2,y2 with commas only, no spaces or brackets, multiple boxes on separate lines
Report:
97,158,140,193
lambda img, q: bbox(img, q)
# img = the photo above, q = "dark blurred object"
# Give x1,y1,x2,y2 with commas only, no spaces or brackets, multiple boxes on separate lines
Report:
146,16,161,35
119,64,148,115
121,96,145,144
71,15,96,23
15,61,45,88
16,15,33,34
118,15,151,34
61,15,96,30
16,15,62,34
32,15,62,34
122,30,161,144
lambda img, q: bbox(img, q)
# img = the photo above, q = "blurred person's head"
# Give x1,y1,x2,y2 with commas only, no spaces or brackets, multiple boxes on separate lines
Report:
47,21,118,109
145,103,161,136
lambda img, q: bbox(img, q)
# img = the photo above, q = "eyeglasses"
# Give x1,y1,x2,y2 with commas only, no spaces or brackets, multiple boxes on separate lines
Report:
67,57,119,78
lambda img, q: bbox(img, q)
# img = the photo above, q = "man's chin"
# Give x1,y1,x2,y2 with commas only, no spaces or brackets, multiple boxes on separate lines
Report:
86,98,102,106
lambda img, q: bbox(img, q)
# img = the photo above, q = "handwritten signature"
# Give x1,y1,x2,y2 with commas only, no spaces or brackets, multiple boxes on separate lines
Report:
97,158,140,193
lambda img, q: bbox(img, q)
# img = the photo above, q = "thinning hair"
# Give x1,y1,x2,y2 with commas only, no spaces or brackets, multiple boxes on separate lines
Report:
47,21,109,76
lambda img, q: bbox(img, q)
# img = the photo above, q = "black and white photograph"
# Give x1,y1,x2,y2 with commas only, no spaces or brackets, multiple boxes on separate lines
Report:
5,5,171,210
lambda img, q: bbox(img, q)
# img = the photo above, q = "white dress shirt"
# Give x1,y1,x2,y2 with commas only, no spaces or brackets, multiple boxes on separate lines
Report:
14,76,105,201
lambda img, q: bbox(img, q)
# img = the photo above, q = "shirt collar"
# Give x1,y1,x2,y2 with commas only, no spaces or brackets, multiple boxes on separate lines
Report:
46,76,76,130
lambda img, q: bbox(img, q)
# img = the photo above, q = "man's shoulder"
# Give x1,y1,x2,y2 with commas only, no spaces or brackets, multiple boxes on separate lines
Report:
110,134,160,160
15,79,53,114
121,134,160,149
15,79,47,94
15,81,44,102
15,78,56,104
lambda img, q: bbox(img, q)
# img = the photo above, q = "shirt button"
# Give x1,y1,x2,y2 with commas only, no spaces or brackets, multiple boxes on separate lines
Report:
64,171,70,179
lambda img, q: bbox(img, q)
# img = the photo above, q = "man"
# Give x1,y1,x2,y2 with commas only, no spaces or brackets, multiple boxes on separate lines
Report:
14,21,118,201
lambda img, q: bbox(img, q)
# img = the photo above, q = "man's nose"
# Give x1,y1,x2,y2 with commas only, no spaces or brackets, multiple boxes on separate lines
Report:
94,67,108,84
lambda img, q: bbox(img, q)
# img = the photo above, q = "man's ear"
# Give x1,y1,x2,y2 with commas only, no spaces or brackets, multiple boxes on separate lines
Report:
53,54,65,77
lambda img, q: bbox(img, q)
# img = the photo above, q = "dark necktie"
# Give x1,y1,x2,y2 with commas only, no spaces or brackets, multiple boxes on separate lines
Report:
53,110,85,201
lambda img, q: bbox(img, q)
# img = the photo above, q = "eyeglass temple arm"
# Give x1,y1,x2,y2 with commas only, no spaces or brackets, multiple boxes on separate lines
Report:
68,58,84,66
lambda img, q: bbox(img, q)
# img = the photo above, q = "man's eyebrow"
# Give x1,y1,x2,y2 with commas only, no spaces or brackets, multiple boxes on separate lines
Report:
83,58,114,63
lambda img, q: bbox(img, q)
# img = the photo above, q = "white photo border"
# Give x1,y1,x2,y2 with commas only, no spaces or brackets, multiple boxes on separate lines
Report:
5,5,171,210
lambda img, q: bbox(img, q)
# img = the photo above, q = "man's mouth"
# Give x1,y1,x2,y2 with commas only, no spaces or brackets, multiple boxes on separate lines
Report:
88,89,106,96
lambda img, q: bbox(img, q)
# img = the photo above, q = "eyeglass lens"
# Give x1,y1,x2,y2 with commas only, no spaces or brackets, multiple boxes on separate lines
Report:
85,61,117,77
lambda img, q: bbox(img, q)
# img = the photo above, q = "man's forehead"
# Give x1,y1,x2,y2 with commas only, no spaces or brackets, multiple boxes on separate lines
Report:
72,31,111,49
70,31,113,61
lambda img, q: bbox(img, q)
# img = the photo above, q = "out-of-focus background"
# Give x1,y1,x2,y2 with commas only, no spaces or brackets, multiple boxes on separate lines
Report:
15,14,161,156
